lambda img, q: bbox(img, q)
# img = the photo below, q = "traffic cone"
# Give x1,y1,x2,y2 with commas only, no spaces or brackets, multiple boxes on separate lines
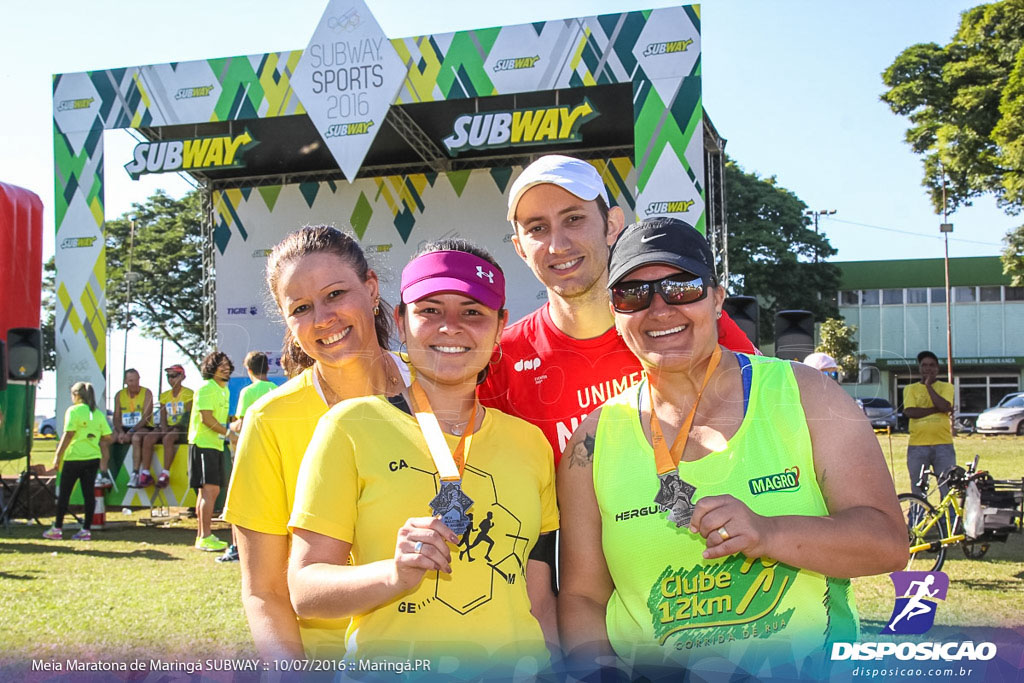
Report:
92,483,106,529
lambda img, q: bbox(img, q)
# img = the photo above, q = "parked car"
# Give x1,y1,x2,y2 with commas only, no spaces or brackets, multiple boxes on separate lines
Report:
38,416,57,436
856,397,899,432
975,392,1024,436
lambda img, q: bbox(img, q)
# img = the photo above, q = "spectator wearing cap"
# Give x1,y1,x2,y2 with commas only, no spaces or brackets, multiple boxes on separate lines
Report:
556,218,907,676
479,154,758,466
141,364,193,489
803,352,840,380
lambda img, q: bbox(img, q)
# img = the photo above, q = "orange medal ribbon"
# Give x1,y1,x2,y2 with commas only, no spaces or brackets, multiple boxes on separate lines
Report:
409,380,478,481
648,345,722,475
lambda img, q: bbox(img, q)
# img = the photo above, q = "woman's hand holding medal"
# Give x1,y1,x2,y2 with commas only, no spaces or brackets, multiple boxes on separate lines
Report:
392,516,458,590
688,494,777,561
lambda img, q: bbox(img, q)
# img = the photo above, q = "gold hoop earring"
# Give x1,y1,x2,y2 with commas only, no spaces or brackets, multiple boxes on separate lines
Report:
490,343,503,364
398,341,410,364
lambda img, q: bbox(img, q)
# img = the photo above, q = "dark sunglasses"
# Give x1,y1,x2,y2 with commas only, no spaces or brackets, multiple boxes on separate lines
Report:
165,372,181,378
610,274,708,313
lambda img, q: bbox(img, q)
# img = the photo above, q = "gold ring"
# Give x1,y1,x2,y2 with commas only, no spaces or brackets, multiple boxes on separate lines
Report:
717,527,730,541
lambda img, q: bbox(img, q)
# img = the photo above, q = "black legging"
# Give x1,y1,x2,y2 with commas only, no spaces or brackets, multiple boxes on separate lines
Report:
55,459,100,530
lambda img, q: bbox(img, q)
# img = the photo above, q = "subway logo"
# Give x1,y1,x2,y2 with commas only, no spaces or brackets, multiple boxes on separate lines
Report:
124,131,257,179
442,100,598,155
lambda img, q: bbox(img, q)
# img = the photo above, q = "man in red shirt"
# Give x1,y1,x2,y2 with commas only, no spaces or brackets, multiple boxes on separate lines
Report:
480,155,756,462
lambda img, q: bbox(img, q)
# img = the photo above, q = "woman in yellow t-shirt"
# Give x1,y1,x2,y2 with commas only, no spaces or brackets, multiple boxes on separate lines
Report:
288,240,558,675
223,226,408,659
43,382,112,541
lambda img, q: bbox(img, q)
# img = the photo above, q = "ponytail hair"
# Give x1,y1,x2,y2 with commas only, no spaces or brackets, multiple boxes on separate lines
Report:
71,381,98,416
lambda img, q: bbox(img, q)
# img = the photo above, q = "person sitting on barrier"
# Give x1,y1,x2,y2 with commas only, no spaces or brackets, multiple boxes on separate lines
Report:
556,218,908,677
140,364,193,490
223,226,409,659
287,240,557,673
44,381,112,542
114,368,155,488
188,351,236,553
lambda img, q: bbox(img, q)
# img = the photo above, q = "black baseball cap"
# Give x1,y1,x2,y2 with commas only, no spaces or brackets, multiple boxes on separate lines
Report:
608,217,717,287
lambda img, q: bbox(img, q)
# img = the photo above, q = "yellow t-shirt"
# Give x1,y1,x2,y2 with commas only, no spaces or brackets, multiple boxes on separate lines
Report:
116,388,153,429
289,396,558,671
223,354,411,657
905,381,955,446
187,379,229,449
159,386,194,427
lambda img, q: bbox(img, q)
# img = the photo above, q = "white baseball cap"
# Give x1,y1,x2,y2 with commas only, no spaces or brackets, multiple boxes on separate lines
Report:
803,352,839,372
506,155,609,223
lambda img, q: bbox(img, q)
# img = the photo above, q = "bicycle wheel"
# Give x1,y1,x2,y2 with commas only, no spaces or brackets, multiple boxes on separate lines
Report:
898,493,946,572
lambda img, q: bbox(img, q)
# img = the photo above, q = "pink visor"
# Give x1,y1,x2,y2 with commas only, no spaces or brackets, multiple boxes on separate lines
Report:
400,250,506,310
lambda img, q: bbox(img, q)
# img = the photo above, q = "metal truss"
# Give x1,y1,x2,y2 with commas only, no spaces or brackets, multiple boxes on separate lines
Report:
384,107,451,173
200,180,217,354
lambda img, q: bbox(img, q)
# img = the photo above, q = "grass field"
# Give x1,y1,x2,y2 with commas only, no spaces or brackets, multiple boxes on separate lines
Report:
1,434,1021,662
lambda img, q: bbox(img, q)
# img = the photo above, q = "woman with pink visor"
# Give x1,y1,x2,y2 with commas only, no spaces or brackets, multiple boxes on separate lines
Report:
287,239,558,676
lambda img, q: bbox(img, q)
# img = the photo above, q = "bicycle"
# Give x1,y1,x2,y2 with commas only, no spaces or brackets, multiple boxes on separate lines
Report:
897,455,984,572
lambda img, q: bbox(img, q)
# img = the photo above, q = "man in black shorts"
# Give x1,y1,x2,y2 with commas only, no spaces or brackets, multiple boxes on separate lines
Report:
187,351,237,552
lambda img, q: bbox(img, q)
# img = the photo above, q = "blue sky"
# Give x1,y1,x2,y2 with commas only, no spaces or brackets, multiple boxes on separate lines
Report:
1,0,1014,411
0,0,1015,263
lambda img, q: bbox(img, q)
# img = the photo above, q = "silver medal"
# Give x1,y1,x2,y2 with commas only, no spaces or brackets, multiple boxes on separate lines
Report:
654,471,697,528
429,480,475,535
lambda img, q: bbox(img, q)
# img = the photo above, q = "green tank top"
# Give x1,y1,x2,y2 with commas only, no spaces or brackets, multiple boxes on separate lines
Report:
593,354,858,669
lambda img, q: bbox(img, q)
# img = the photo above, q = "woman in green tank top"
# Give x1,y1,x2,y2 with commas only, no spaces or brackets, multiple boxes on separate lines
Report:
556,218,907,678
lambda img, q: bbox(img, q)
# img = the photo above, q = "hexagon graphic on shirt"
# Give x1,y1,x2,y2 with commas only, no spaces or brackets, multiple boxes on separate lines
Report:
431,464,529,614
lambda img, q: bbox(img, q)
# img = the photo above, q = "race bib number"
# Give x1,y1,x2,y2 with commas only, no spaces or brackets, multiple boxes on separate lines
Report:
123,411,141,427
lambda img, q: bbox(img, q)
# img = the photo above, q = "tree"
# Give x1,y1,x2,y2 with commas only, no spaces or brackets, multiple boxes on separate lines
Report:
881,0,1024,278
816,318,863,381
725,160,841,345
105,189,204,367
1003,225,1024,284
41,256,57,372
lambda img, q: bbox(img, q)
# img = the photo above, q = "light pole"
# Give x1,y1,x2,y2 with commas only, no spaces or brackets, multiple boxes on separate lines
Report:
804,209,836,263
940,220,954,385
939,170,954,386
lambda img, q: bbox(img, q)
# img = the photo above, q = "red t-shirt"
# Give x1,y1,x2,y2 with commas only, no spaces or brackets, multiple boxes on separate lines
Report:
478,305,756,464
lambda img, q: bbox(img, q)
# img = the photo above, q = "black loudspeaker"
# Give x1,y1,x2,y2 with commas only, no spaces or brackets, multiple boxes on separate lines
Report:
774,311,815,361
7,327,42,381
0,339,6,391
723,296,759,347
